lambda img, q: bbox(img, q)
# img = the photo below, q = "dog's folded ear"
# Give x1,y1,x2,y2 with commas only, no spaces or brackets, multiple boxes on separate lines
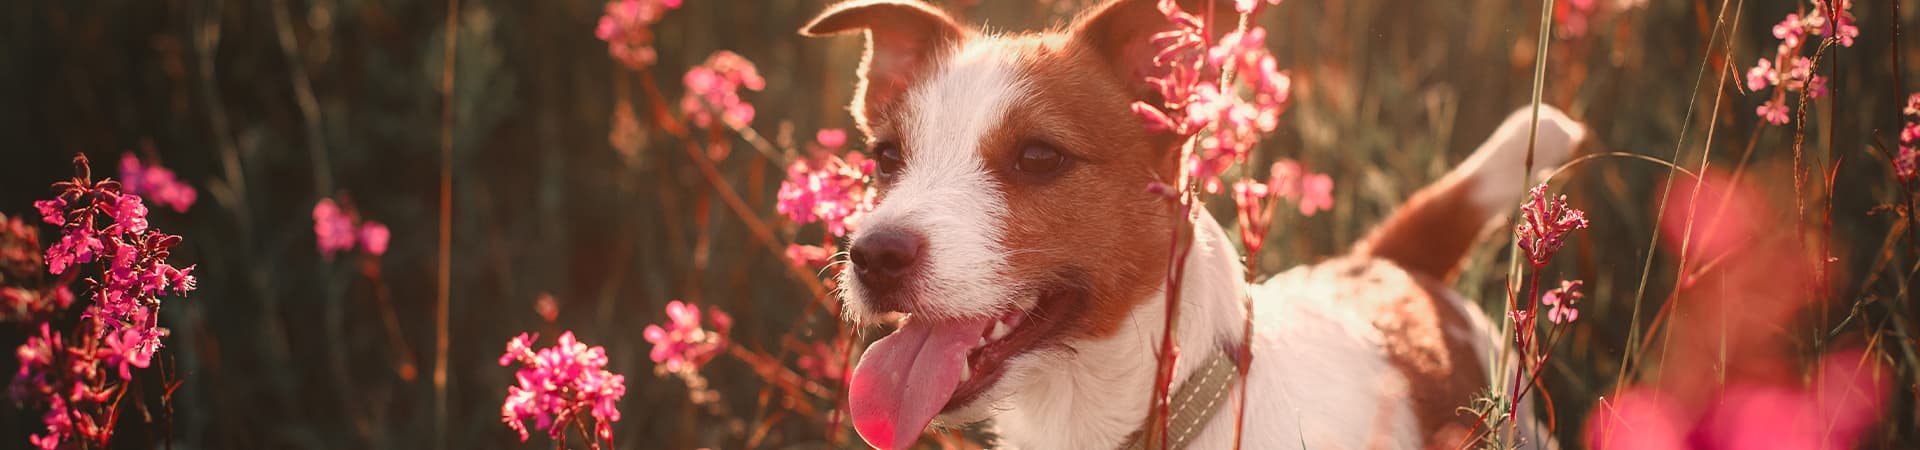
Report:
1071,0,1250,105
802,0,964,125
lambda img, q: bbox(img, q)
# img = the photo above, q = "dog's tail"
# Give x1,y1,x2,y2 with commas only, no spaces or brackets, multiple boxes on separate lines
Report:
1354,106,1586,282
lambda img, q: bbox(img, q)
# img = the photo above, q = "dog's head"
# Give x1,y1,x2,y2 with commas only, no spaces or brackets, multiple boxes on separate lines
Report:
802,0,1229,447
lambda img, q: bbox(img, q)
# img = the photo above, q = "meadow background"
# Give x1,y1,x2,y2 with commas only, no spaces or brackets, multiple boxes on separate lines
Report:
1,0,1917,448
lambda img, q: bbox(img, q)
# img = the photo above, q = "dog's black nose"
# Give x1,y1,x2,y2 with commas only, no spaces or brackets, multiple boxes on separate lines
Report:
850,229,923,294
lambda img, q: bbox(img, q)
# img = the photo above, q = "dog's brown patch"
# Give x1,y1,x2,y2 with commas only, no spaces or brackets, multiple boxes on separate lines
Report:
1308,257,1491,445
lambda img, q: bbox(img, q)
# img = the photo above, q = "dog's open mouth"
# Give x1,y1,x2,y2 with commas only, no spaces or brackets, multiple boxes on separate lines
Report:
847,287,1080,450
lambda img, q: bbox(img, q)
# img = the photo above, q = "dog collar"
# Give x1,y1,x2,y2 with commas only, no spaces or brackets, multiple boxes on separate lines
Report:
1117,349,1242,450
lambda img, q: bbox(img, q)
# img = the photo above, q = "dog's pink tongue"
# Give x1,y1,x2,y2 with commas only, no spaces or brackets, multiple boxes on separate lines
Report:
849,316,987,450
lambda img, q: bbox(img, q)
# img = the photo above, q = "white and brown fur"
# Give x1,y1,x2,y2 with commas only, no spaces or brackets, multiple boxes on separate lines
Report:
804,0,1585,448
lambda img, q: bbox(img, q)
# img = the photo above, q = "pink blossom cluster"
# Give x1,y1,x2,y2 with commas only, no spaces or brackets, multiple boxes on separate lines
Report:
1130,1,1293,194
1745,0,1855,125
1541,279,1584,324
1895,93,1919,184
13,154,197,450
594,0,682,70
499,331,628,444
1515,183,1589,268
777,129,875,242
642,300,732,375
312,198,391,260
117,153,196,213
681,51,767,129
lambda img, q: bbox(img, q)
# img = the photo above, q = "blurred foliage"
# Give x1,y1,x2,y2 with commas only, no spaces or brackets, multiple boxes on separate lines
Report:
0,0,1917,448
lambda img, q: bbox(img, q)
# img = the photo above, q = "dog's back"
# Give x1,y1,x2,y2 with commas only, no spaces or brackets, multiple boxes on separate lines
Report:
1209,107,1584,449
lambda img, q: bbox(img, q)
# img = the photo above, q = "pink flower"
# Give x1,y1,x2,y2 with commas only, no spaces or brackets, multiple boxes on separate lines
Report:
499,331,627,443
1905,93,1920,116
1756,100,1789,125
641,300,731,374
680,51,766,129
595,0,681,70
117,154,196,213
99,328,155,381
777,146,874,237
1745,58,1774,91
109,194,148,236
1515,183,1589,268
1541,280,1584,324
358,222,390,256
312,199,357,259
33,199,66,226
1772,14,1804,48
44,229,103,276
1296,173,1333,216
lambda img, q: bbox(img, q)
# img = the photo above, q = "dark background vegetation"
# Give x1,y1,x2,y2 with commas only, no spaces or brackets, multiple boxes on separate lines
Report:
1,0,1917,448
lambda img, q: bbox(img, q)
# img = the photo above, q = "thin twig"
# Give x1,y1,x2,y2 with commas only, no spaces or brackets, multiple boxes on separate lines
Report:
432,0,460,447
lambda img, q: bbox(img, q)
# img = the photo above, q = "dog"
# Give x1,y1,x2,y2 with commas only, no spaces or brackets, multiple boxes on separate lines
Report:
801,0,1585,448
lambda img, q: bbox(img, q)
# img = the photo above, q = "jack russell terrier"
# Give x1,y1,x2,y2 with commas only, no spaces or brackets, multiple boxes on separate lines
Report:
801,0,1585,448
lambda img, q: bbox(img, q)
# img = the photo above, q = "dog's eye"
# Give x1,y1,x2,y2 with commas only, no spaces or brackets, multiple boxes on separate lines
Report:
1014,143,1066,176
874,142,904,182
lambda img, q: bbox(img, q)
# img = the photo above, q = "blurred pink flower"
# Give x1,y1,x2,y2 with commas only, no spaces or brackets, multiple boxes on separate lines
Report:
595,0,681,70
1744,58,1774,91
312,199,357,259
1554,0,1597,38
681,51,766,130
535,293,559,323
1514,183,1589,268
1588,350,1888,450
499,331,627,443
1296,173,1332,216
1756,100,1789,125
1896,145,1917,183
1905,93,1920,116
358,222,390,256
1267,159,1334,217
816,129,847,149
1541,279,1584,324
642,300,732,374
117,153,196,213
785,244,835,268
1772,14,1805,48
